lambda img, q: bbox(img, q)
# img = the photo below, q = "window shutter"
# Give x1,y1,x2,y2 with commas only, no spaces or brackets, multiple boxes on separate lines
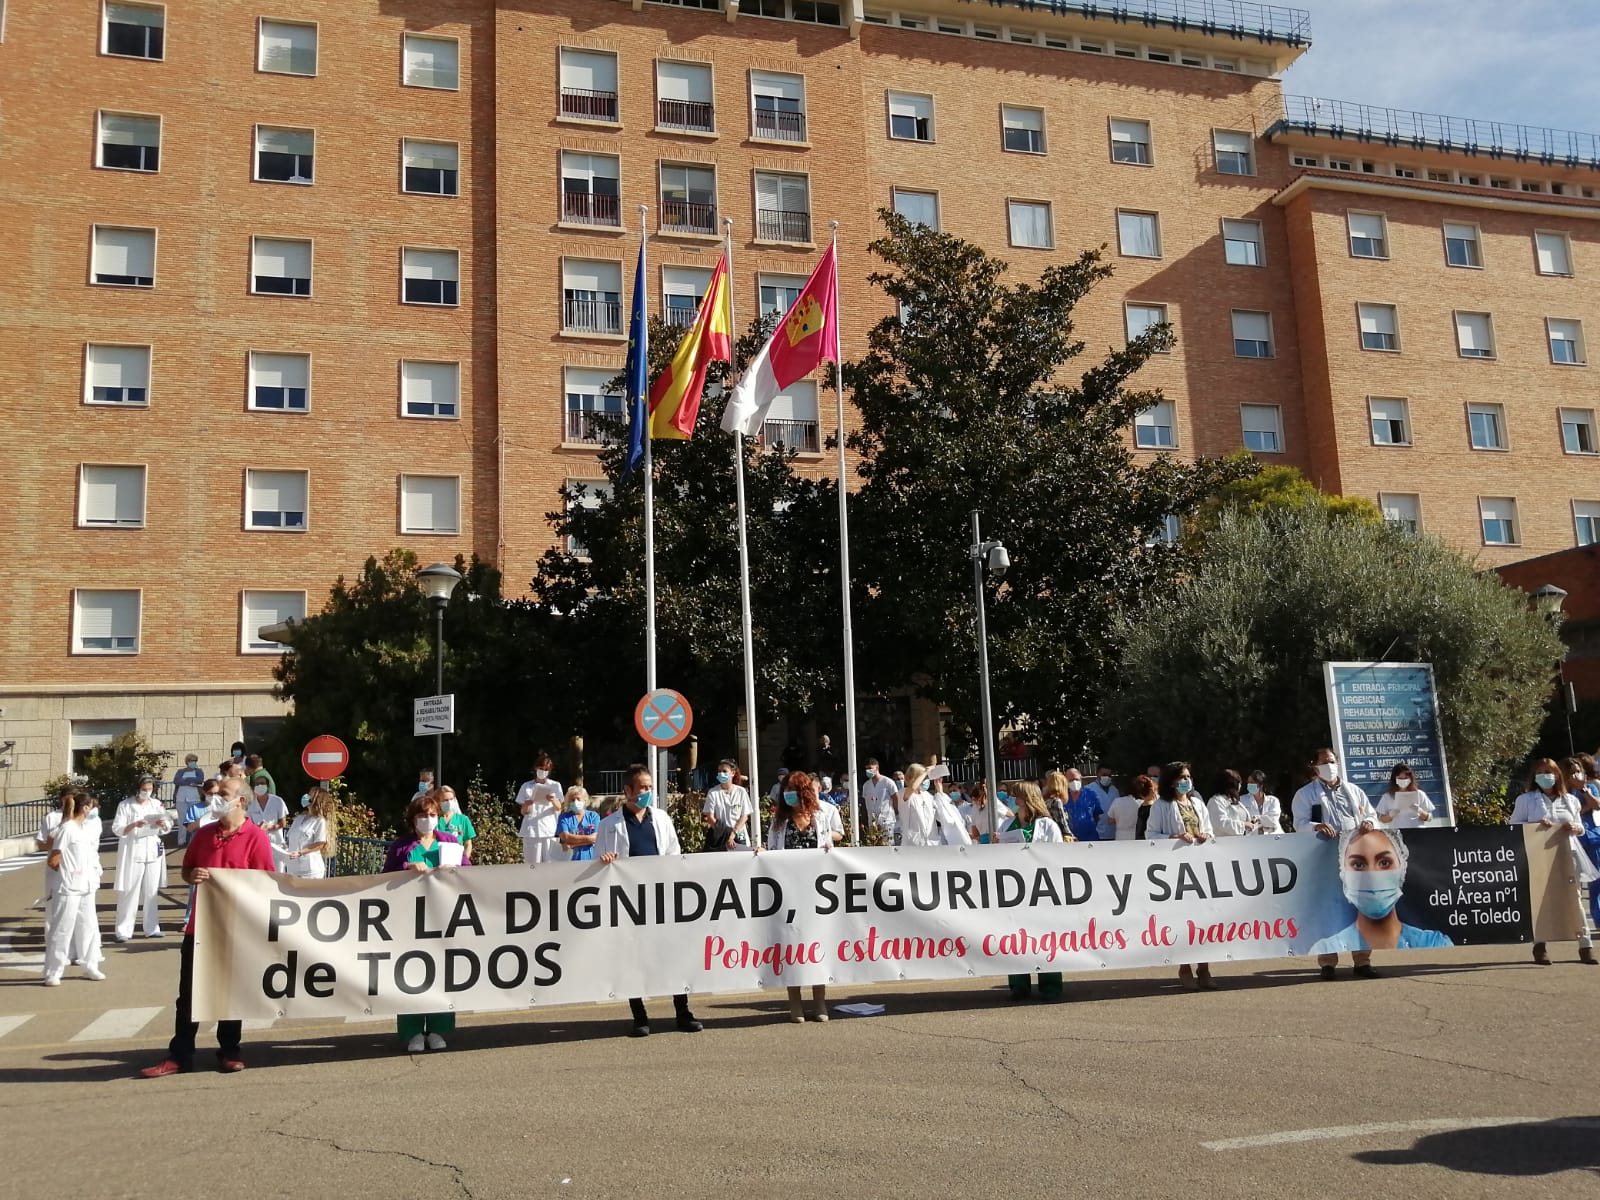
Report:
251,352,308,390
1214,130,1251,154
754,172,781,211
255,239,311,278
1348,212,1384,240
403,140,458,171
95,228,154,277
403,249,459,282
751,71,801,101
403,361,458,408
107,4,162,26
260,21,316,73
257,127,314,156
100,114,158,146
87,344,148,390
1233,311,1270,341
657,61,710,102
1456,313,1490,351
1359,306,1395,337
561,50,617,92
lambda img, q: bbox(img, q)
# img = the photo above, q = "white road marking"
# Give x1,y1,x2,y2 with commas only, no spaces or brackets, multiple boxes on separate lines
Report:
0,1014,35,1040
1201,1116,1577,1151
69,1006,164,1043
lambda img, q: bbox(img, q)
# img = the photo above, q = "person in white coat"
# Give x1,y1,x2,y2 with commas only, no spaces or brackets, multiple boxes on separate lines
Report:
859,759,899,844
1375,763,1436,830
42,790,106,985
1509,757,1597,965
1291,748,1380,980
1207,769,1257,837
33,794,69,909
515,752,564,866
895,763,939,847
996,783,1066,1000
113,777,173,940
1147,762,1218,990
596,766,703,1038
1243,771,1283,834
245,782,289,852
765,770,841,1023
282,788,334,879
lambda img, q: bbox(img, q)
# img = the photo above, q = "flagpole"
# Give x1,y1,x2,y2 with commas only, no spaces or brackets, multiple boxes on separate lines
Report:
829,222,862,846
639,204,659,793
725,219,763,849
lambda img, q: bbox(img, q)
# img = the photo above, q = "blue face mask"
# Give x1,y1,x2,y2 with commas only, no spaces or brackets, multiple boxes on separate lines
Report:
1535,773,1557,791
1343,869,1403,919
300,794,310,808
997,791,1009,803
919,779,931,792
1245,783,1259,796
782,790,799,806
635,790,654,809
1175,779,1193,795
716,771,731,785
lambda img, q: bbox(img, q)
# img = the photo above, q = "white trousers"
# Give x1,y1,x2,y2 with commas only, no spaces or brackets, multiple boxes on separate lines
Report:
522,836,558,866
44,889,102,979
115,856,165,938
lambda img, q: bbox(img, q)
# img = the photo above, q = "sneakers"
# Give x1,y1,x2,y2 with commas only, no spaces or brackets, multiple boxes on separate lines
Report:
406,1034,426,1053
1580,945,1597,966
145,931,164,940
41,975,61,988
425,1032,447,1051
84,967,107,982
139,1059,186,1079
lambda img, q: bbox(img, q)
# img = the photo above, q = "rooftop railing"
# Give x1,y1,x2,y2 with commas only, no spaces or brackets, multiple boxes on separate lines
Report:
955,0,1310,46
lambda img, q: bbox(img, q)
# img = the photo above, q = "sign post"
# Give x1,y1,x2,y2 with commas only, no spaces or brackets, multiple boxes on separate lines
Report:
1323,661,1453,822
300,735,350,783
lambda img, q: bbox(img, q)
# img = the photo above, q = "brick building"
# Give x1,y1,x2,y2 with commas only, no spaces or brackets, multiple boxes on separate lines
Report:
2,0,1597,800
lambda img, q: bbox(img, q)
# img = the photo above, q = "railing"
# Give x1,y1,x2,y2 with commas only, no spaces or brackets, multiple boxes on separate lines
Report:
756,208,812,243
660,198,718,234
562,191,622,226
658,98,714,131
561,87,619,122
955,0,1311,46
754,108,807,142
1,798,51,841
582,769,628,795
946,757,1043,785
564,409,617,443
1271,96,1600,169
330,835,389,879
762,419,820,453
664,303,698,328
563,298,623,334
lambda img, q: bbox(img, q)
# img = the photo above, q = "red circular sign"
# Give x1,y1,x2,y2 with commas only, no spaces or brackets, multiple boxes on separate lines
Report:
301,734,350,781
634,689,693,748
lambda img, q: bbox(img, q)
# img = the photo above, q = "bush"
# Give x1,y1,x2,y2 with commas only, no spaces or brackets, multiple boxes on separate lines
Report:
463,768,526,866
80,732,173,805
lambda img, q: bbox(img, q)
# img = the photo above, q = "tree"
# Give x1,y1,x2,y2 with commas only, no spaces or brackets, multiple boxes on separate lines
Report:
80,732,173,804
1103,506,1563,811
844,213,1256,761
1189,456,1382,534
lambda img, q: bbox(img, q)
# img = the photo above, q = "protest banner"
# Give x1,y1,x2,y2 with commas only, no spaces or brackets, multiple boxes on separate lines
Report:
193,828,1583,1021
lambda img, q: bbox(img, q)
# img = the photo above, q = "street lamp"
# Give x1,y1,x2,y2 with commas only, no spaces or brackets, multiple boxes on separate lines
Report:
969,511,1009,842
1531,583,1574,755
417,562,463,784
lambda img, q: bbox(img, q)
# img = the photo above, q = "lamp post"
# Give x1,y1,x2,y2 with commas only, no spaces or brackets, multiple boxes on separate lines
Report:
417,562,463,784
1532,583,1574,756
969,511,1010,842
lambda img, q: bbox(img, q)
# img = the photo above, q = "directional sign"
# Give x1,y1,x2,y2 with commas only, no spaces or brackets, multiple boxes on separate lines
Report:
414,694,456,737
1324,661,1454,822
300,734,350,782
634,688,693,748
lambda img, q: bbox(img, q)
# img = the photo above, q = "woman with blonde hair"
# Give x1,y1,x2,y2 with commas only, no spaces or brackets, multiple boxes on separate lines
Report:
767,771,842,1022
896,763,938,847
1040,771,1073,838
283,787,335,878
999,782,1064,1000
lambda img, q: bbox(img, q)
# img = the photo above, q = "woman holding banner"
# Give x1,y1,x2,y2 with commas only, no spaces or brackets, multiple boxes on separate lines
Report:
999,782,1065,1001
1147,763,1217,990
1509,758,1595,965
383,793,469,1052
766,771,841,1023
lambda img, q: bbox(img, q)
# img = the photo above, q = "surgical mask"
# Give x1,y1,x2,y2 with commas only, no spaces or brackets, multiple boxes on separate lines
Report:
1342,868,1403,920
300,794,310,808
417,781,432,793
1316,762,1339,783
571,798,587,813
997,791,1010,804
1535,772,1557,790
1245,782,1260,796
1098,775,1111,787
716,771,731,785
415,816,438,835
209,796,234,816
635,790,654,809
1175,779,1193,795
535,769,549,782
254,784,269,797
783,790,799,806
138,789,153,800
919,779,930,793
440,799,459,814
1395,777,1414,791
866,767,878,778
1067,779,1082,793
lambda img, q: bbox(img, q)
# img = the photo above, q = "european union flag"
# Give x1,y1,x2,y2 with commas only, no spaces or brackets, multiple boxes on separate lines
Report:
621,241,649,480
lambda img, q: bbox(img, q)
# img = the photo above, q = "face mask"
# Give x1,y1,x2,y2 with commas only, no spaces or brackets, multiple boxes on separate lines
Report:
1395,778,1413,791
716,771,731,785
415,816,438,835
866,767,878,778
635,790,654,809
89,806,100,818
571,798,587,813
300,794,311,808
417,782,432,793
919,779,930,793
138,789,153,800
1535,772,1557,790
209,797,234,817
895,778,905,787
1098,775,1111,787
997,791,1009,804
535,770,549,782
1245,783,1260,796
1067,780,1082,793
440,799,459,814
783,790,799,806
1342,868,1403,920
1175,779,1193,795
254,784,269,797
1316,762,1339,783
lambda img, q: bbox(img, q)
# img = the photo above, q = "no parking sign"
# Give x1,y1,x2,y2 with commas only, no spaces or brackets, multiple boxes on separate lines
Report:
634,688,693,748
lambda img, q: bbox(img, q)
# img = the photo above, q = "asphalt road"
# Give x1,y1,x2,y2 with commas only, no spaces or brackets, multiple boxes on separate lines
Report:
1,845,1595,1199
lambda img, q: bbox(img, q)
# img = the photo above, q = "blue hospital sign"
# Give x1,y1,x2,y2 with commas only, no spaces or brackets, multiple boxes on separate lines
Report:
1323,661,1454,822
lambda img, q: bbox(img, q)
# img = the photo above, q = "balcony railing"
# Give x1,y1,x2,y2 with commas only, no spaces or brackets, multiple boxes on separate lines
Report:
754,108,807,142
954,0,1311,46
660,198,718,234
757,208,812,243
563,191,622,226
763,419,819,453
664,303,699,329
565,409,617,444
658,98,714,132
1270,95,1600,169
561,87,618,122
563,298,623,335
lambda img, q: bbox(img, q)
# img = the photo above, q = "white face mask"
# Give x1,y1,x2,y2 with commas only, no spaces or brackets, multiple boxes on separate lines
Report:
440,798,458,814
535,769,549,782
1316,762,1340,783
254,784,269,797
1395,777,1414,791
138,789,153,800
209,796,234,817
415,816,438,835
1098,776,1111,787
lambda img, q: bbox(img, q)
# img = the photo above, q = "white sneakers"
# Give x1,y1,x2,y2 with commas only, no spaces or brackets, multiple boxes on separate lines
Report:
406,1033,426,1053
425,1032,447,1051
84,967,106,981
42,976,61,988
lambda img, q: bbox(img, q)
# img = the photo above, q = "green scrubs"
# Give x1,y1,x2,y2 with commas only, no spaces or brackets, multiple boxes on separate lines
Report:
396,838,457,1041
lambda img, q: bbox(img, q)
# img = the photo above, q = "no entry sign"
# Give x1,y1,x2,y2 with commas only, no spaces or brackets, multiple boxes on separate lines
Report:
634,689,693,748
301,734,350,781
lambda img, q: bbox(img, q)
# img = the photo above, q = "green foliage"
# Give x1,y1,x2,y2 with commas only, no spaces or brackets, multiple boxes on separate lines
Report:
671,791,708,854
80,732,174,804
1105,507,1563,805
463,768,526,866
1454,782,1512,828
1190,457,1383,535
40,775,74,801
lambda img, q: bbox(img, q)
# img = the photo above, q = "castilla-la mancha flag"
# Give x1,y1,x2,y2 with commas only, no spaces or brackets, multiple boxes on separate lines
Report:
648,252,732,440
721,244,838,437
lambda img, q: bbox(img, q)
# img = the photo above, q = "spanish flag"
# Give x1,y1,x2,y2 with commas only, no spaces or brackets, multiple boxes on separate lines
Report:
648,252,732,440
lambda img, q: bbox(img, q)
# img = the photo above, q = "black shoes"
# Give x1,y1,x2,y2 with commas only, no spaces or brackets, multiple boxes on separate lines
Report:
1353,964,1381,980
675,1014,704,1034
1319,965,1337,981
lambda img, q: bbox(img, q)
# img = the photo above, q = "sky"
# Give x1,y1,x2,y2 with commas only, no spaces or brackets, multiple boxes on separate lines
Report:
1281,1,1600,134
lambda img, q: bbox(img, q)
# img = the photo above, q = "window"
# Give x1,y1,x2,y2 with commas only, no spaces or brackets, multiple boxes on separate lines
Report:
559,48,618,121
1479,497,1518,546
1454,311,1495,359
403,139,458,196
1124,303,1168,349
258,19,316,75
763,381,820,453
73,590,140,655
403,34,459,90
400,475,460,535
751,70,805,142
1561,408,1597,455
1213,130,1253,175
248,351,310,411
560,151,620,226
78,464,145,527
1134,401,1176,449
887,92,933,142
754,172,811,243
1221,219,1262,267
1443,222,1481,268
741,0,842,23
758,273,805,318
1001,106,1044,154
91,225,155,287
241,591,306,653
1535,231,1573,276
70,719,137,770
1008,201,1052,249
657,60,713,132
244,469,308,530
1109,119,1151,165
1549,318,1586,365
1575,501,1600,547
254,126,314,184
1231,310,1272,358
564,366,621,443
84,343,149,404
562,258,623,334
97,112,159,171
103,3,163,60
659,163,717,234
400,360,460,419
1369,397,1410,446
1347,212,1387,259
401,247,459,306
1116,210,1160,258
565,479,613,556
1240,405,1282,453
251,236,311,296
662,265,710,328
1467,403,1507,450
1379,493,1420,536
892,189,938,230
1357,303,1399,351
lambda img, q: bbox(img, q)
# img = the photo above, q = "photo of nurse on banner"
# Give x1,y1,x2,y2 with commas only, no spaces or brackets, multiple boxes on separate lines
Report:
1309,827,1453,956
